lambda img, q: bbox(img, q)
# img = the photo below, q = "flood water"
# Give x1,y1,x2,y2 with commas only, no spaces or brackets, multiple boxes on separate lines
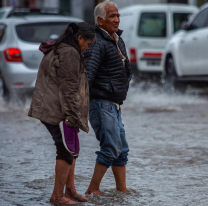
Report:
1,84,208,206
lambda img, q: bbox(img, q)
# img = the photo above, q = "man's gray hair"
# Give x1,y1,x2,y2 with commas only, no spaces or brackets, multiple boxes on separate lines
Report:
94,1,118,25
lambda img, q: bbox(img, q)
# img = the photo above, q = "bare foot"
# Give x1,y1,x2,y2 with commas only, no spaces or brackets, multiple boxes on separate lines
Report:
65,187,88,202
117,188,127,193
50,196,76,205
85,189,102,196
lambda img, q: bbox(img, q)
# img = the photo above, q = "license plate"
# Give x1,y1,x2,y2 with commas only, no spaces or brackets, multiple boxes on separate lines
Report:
147,60,161,66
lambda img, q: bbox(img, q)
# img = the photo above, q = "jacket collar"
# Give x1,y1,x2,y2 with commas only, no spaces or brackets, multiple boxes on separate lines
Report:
95,25,123,42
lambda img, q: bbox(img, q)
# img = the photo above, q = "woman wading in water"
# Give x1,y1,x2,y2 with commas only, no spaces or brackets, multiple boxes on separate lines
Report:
28,22,95,205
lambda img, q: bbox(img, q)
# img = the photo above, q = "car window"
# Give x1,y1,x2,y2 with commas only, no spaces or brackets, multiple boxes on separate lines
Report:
190,8,208,30
173,13,192,33
0,11,5,19
15,22,70,43
138,12,166,37
0,24,6,43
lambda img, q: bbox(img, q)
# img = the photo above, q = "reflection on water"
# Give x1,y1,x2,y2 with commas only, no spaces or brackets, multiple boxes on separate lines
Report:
1,85,208,206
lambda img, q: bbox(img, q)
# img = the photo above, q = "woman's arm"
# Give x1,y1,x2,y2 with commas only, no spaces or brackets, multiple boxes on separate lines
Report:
58,49,81,128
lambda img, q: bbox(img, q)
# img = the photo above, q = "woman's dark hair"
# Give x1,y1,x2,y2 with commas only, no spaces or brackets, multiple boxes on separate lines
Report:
54,22,95,56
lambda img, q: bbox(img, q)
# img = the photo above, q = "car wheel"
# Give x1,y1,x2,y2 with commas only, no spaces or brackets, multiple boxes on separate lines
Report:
0,76,26,105
164,57,186,93
0,76,10,102
0,76,3,97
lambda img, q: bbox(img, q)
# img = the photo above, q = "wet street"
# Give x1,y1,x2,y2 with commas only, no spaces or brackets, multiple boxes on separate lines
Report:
1,85,208,206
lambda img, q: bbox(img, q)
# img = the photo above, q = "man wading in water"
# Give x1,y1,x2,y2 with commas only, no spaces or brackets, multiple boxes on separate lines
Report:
84,1,132,195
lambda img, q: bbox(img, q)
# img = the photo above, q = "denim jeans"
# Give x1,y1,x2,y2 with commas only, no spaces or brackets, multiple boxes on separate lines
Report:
89,99,129,168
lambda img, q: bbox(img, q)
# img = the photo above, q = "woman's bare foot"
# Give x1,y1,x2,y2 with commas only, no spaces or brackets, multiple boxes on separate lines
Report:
85,189,102,196
65,187,88,202
50,196,76,205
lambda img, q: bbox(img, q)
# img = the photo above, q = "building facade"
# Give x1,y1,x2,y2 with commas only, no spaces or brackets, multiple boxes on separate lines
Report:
112,0,197,8
1,0,208,7
1,0,208,23
111,0,202,8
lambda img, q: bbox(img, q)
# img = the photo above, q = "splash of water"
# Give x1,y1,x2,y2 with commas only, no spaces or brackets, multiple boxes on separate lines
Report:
124,84,208,113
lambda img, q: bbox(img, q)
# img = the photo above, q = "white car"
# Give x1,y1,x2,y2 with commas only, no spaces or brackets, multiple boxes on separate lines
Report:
119,4,198,78
162,3,208,89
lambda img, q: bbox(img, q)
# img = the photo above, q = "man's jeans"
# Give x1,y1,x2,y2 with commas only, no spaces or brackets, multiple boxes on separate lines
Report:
89,99,129,168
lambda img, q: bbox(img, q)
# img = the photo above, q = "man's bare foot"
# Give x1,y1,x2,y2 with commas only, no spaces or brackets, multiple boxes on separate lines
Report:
65,187,88,202
50,196,76,205
117,188,127,193
85,189,102,196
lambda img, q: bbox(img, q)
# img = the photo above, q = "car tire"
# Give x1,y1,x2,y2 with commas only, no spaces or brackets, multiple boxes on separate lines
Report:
0,76,10,102
164,57,186,93
10,91,27,106
0,76,3,97
0,76,26,105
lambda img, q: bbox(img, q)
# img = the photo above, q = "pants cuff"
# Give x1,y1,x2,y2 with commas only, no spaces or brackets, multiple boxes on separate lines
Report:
112,161,127,166
96,157,112,168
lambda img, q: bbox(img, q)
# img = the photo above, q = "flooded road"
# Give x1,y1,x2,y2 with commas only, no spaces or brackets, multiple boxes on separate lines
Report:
1,85,208,206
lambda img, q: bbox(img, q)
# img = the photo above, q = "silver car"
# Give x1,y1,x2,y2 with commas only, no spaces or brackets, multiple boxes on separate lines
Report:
0,15,82,100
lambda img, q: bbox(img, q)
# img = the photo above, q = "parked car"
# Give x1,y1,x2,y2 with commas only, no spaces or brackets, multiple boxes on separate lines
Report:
119,4,198,79
0,15,82,101
162,3,208,90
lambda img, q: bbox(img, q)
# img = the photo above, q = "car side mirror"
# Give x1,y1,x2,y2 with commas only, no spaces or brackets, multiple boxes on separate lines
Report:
180,21,189,30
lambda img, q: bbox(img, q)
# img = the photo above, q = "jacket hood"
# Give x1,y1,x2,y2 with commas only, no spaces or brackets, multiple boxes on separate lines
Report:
39,39,55,54
56,43,73,51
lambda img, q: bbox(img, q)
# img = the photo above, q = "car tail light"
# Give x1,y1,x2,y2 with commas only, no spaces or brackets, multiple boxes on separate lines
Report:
143,52,163,58
4,48,22,62
130,48,137,63
14,83,23,87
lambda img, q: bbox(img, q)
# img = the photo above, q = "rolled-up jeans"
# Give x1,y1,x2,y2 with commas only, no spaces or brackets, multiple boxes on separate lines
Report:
89,99,129,168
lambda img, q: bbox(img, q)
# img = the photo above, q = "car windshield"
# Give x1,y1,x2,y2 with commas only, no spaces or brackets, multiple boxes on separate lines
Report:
0,11,6,19
173,13,192,32
15,22,69,43
139,12,166,38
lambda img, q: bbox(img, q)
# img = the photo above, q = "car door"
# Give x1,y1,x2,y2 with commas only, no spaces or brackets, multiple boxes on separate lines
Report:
197,10,208,74
179,8,208,75
137,12,168,72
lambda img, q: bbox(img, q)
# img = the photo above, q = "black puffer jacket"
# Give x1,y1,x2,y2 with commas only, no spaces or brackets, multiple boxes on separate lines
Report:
84,26,132,104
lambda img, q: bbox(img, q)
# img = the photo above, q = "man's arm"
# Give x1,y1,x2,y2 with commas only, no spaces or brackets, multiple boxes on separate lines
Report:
58,49,81,128
84,42,105,87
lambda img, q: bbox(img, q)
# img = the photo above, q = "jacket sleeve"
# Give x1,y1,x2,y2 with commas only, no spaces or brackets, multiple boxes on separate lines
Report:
84,42,105,88
57,49,81,128
126,58,132,83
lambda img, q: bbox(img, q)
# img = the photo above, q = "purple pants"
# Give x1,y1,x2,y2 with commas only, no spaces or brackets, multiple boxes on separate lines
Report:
41,121,78,165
